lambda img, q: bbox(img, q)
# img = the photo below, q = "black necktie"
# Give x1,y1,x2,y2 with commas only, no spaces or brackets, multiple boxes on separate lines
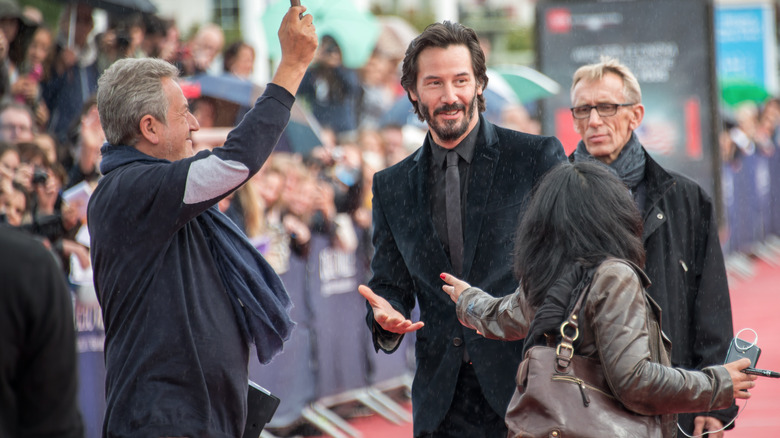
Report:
445,150,463,276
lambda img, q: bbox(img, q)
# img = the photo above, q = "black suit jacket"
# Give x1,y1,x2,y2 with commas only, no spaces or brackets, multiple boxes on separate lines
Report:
367,115,565,435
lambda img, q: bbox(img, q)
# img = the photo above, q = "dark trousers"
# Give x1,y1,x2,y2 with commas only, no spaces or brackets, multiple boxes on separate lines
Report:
417,362,508,438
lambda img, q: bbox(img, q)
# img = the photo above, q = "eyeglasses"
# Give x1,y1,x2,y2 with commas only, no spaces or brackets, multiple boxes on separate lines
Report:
570,103,636,120
0,123,32,134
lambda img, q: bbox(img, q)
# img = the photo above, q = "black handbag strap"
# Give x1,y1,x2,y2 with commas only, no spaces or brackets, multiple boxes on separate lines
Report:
554,270,594,372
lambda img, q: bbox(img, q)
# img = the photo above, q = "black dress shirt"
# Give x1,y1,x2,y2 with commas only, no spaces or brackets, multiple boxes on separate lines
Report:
428,120,480,264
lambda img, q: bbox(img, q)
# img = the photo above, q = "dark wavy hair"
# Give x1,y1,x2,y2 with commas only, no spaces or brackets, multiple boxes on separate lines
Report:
513,161,645,308
400,21,488,122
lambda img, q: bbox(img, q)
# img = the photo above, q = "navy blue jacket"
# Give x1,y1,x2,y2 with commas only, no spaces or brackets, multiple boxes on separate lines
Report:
88,84,293,438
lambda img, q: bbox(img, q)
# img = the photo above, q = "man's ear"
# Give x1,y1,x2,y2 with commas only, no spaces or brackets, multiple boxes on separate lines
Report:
629,104,645,131
139,115,160,145
408,89,418,103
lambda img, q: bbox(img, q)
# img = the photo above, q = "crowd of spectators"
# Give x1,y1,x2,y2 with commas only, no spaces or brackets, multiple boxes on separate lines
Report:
0,0,438,309
5,2,780,427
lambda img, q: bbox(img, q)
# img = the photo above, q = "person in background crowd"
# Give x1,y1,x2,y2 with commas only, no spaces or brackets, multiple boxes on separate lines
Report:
10,24,52,131
568,57,737,437
298,35,362,138
0,225,84,438
0,0,28,101
32,131,58,170
358,53,398,130
224,40,255,79
358,21,565,437
96,14,146,75
175,22,224,76
0,100,34,142
63,97,102,189
87,6,316,436
0,179,24,224
42,2,98,146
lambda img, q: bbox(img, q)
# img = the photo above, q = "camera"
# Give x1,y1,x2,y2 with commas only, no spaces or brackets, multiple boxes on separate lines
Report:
32,167,49,185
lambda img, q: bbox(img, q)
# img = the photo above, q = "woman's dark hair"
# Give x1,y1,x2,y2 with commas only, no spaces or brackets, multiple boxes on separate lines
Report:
513,161,645,308
222,40,254,73
400,21,488,121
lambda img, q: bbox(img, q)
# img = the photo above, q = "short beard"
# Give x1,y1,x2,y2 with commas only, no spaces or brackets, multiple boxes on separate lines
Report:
419,90,478,143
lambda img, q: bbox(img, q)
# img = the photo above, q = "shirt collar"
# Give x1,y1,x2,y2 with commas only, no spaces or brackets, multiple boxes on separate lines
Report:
430,118,480,169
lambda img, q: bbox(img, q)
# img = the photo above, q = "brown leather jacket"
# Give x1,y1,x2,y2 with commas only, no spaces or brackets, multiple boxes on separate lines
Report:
456,259,734,437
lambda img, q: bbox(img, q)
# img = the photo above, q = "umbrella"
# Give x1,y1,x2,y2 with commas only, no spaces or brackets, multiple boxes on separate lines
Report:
56,0,157,15
490,65,561,103
262,0,380,69
719,78,770,108
180,74,325,155
180,73,263,107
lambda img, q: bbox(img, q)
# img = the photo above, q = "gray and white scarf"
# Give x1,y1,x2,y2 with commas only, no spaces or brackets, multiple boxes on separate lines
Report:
572,131,646,191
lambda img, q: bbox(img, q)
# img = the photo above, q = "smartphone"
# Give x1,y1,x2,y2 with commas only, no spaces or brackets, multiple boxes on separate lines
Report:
243,380,281,438
724,337,761,367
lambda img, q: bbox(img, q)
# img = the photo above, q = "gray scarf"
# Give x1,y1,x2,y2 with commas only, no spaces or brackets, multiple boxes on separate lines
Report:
572,132,646,191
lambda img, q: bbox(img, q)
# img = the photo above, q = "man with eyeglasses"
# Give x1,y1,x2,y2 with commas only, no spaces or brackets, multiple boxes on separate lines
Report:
569,58,736,438
0,102,34,143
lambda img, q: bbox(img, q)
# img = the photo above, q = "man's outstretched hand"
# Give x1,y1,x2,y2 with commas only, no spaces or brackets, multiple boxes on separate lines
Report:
358,285,424,334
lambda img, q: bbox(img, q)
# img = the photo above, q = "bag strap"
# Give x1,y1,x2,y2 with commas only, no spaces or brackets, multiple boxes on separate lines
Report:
554,270,594,372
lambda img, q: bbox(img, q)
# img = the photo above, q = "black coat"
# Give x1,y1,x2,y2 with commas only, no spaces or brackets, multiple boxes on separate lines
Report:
366,115,565,435
639,151,738,432
0,226,84,438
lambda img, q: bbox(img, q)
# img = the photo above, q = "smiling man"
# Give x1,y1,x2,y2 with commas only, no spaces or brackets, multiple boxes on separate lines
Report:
569,58,737,438
358,21,565,437
87,6,317,438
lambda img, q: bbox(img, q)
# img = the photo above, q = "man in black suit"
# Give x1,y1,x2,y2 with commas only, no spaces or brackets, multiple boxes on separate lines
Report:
359,21,565,437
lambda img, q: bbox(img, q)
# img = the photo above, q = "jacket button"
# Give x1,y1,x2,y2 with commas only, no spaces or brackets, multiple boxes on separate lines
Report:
452,337,463,347
657,213,664,220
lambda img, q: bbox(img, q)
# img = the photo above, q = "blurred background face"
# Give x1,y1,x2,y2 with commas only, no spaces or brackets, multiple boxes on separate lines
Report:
230,44,254,78
2,187,25,226
252,170,284,208
0,17,18,44
0,148,19,179
0,108,34,143
26,27,53,66
192,26,223,70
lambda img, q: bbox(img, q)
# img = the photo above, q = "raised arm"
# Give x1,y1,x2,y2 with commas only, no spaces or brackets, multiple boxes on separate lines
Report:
270,5,318,96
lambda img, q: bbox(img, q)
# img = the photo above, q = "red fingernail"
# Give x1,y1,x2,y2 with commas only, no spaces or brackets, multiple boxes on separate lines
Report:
440,273,446,280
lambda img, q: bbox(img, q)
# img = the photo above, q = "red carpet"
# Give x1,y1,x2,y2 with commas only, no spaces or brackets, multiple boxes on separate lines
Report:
723,259,780,437
307,260,780,437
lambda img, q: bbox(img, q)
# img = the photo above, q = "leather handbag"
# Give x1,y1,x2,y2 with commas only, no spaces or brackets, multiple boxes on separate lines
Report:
504,277,663,438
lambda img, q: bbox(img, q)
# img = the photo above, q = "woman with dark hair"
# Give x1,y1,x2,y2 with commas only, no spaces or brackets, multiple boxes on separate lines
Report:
441,161,757,438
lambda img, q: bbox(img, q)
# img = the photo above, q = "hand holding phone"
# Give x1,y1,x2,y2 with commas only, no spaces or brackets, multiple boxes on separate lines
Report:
724,337,760,367
725,336,780,378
